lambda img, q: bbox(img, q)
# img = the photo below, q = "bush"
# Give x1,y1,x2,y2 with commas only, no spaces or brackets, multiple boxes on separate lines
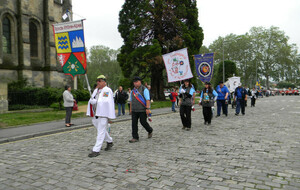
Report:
8,87,90,110
72,89,90,101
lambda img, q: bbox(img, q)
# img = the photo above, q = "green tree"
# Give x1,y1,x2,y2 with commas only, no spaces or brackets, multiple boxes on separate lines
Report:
87,45,122,91
213,60,238,87
249,26,297,89
118,0,203,100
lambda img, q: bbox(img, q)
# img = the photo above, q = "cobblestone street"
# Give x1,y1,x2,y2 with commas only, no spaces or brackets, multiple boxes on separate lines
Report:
0,96,299,190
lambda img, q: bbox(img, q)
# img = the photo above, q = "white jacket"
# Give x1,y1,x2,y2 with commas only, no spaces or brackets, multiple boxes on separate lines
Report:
86,86,116,119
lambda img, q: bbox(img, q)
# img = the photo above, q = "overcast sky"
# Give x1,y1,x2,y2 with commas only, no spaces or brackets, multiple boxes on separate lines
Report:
72,0,300,52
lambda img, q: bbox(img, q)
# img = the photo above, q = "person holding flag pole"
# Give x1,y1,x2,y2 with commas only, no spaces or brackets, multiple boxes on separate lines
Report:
86,75,115,157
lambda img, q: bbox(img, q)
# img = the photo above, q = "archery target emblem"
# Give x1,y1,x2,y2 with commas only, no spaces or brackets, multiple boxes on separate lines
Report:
198,62,212,77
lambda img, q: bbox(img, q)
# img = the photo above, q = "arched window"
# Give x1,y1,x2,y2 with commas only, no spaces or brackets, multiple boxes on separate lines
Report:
29,21,38,57
2,16,12,54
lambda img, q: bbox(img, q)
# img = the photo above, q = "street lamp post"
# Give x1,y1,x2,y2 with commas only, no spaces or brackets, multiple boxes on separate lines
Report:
222,41,225,82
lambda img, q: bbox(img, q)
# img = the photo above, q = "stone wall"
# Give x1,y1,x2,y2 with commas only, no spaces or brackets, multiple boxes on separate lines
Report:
0,0,72,88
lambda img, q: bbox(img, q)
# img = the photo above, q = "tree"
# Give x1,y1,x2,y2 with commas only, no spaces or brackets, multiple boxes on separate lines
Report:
87,45,122,91
249,26,298,89
208,27,299,89
213,60,238,87
118,0,203,100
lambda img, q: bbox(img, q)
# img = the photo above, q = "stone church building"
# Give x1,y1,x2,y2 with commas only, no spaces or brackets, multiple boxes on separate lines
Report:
0,0,73,113
0,0,72,87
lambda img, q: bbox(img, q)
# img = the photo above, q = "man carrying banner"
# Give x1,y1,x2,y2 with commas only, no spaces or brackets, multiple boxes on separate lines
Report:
86,75,115,157
129,76,153,143
179,79,196,131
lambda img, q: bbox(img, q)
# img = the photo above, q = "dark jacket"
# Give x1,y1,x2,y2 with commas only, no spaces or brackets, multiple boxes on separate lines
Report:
115,90,128,104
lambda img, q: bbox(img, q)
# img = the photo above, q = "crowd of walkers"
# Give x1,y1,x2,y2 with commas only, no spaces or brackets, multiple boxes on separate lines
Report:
62,75,260,157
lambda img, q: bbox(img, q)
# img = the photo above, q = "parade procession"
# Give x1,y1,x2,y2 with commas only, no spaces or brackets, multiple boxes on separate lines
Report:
0,0,299,189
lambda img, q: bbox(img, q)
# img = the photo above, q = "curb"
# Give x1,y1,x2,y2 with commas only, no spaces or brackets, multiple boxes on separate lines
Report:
0,109,183,144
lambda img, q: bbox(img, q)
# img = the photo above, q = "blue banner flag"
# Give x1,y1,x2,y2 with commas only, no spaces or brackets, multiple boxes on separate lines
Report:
194,53,215,83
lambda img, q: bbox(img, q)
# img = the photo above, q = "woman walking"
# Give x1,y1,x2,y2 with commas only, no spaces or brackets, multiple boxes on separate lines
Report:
63,85,76,127
199,82,218,125
179,79,196,131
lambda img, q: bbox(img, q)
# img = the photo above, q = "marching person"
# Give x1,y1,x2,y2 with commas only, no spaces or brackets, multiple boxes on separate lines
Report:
251,87,257,107
216,81,230,117
179,79,196,131
170,87,178,112
129,76,153,143
199,82,218,125
115,86,128,116
63,85,76,127
86,75,116,157
234,83,248,115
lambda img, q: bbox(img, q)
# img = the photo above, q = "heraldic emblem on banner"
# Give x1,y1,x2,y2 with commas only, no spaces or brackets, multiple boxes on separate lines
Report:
194,53,215,83
162,48,193,83
53,20,87,79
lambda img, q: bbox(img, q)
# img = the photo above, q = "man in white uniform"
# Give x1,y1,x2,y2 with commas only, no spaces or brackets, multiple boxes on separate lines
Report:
86,75,116,157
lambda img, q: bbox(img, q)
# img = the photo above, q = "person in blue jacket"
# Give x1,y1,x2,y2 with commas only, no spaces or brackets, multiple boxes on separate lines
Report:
215,81,230,117
234,83,248,115
199,82,218,125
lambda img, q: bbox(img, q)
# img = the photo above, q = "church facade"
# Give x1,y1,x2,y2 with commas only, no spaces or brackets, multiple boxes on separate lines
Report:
0,0,72,87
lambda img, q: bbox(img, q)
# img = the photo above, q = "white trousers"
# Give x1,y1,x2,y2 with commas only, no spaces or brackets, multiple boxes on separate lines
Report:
92,117,113,152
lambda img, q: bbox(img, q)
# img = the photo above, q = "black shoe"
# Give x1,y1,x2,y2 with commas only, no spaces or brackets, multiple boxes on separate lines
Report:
216,115,220,118
225,114,228,117
148,132,153,138
204,122,207,125
235,113,239,116
182,126,186,130
207,123,211,125
88,151,100,157
186,128,191,131
104,142,114,151
242,113,245,115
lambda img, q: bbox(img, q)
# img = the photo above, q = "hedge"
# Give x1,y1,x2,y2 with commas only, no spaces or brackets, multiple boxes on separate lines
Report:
8,87,90,108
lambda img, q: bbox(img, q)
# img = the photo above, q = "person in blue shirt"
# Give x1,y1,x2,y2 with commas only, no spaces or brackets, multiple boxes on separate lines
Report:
234,83,248,115
179,79,196,131
199,82,218,125
215,81,230,117
129,76,153,143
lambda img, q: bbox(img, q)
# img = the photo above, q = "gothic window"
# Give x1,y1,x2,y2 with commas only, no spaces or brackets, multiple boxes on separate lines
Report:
29,21,38,57
2,16,12,54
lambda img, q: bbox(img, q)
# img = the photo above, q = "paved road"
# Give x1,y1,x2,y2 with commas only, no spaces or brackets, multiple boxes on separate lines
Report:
0,96,299,190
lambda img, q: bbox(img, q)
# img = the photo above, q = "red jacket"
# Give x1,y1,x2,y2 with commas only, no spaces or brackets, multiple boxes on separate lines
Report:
171,92,178,102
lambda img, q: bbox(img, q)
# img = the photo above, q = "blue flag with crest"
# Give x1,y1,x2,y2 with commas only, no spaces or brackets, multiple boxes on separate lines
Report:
194,53,214,83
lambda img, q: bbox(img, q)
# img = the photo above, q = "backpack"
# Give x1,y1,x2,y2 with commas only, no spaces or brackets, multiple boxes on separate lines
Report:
169,93,173,100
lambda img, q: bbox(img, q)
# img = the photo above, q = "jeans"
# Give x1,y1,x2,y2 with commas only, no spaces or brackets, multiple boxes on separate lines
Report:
131,112,153,140
171,102,175,111
217,100,228,116
118,103,125,116
236,99,245,114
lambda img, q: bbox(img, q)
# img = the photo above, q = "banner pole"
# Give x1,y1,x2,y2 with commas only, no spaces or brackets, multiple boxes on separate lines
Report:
85,74,92,96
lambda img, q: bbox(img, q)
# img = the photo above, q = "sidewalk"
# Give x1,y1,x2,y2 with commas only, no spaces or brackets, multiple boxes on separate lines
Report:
0,107,183,144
